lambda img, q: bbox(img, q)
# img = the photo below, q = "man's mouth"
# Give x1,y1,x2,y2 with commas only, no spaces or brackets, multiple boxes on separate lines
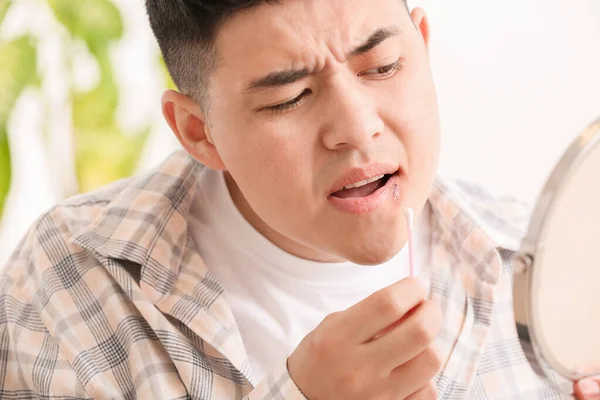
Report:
330,173,395,199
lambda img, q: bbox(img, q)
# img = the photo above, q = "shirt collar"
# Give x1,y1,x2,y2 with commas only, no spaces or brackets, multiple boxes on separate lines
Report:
70,150,201,302
432,177,529,253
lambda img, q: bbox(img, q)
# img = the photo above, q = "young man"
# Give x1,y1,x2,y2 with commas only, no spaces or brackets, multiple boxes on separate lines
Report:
0,0,597,398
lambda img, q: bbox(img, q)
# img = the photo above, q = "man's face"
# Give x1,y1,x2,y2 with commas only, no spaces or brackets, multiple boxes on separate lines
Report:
205,0,440,265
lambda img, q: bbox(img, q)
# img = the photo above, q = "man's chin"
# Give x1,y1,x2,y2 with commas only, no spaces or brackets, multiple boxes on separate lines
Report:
339,240,405,266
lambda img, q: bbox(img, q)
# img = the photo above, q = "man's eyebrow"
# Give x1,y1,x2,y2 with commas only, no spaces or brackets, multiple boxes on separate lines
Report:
349,25,402,57
244,25,401,93
245,68,311,93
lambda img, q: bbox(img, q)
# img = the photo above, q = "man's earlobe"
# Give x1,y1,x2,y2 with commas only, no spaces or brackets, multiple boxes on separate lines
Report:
161,90,226,170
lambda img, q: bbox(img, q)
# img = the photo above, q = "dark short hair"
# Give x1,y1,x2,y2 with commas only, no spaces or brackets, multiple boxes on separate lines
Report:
145,0,408,109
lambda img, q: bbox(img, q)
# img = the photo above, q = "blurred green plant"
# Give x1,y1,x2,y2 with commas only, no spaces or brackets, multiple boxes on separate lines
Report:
49,0,151,194
0,0,38,216
0,0,160,216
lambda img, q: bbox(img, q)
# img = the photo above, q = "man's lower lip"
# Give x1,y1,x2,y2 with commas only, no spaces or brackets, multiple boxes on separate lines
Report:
327,173,401,215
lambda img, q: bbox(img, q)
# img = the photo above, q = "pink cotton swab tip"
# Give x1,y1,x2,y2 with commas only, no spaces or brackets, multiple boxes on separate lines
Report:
404,207,415,277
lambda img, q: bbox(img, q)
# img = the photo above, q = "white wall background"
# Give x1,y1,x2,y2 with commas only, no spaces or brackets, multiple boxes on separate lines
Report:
1,0,599,265
413,0,600,198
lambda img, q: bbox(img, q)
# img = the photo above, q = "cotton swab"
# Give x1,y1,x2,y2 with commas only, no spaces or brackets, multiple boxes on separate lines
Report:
404,207,415,277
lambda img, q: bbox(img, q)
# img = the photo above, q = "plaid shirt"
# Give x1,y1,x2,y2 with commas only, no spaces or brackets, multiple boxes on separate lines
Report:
0,150,571,399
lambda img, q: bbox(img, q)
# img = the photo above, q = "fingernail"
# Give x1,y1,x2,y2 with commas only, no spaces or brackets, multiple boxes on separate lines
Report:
579,379,600,395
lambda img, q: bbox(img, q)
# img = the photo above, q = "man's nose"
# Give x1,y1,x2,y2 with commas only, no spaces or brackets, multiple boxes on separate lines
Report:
320,83,385,151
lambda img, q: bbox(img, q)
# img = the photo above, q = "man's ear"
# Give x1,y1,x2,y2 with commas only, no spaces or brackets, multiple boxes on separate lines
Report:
161,89,226,170
410,7,431,52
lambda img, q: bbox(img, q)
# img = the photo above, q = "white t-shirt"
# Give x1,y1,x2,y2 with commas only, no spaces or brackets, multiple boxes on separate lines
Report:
188,168,431,382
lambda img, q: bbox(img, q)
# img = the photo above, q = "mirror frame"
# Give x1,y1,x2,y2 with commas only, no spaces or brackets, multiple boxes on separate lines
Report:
512,116,600,385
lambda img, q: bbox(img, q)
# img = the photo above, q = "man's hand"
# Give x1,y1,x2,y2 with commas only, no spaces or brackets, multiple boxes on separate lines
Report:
575,377,600,399
287,277,443,400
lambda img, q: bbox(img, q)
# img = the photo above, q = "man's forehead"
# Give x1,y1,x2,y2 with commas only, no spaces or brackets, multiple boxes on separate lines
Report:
213,0,407,87
219,0,404,47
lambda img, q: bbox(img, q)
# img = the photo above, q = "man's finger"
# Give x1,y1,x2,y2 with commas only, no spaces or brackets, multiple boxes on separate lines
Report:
340,276,427,343
369,299,443,370
388,347,442,399
575,378,600,400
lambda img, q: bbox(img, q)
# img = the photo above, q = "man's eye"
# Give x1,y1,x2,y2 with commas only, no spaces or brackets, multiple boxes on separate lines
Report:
265,89,311,113
359,61,403,78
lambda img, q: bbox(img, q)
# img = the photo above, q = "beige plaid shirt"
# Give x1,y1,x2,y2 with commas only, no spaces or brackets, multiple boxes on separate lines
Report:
0,150,570,399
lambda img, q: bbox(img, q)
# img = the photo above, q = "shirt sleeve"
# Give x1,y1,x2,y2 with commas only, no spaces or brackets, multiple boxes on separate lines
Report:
244,357,308,400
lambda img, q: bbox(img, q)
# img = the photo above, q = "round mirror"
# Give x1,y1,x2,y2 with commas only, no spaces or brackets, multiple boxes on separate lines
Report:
513,116,600,394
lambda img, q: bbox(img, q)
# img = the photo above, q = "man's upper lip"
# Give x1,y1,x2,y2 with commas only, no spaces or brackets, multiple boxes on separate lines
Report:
328,164,399,195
